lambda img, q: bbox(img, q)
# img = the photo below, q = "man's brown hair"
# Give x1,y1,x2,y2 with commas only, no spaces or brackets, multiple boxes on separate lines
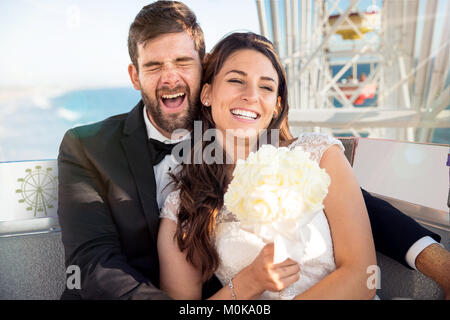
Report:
128,1,205,70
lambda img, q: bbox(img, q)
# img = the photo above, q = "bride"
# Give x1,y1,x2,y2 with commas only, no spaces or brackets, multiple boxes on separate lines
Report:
157,32,376,300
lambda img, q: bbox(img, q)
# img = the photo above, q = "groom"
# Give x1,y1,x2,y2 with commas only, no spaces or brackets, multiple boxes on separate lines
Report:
57,1,449,299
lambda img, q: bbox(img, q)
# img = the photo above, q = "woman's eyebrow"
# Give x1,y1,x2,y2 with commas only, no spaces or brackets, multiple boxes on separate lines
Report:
260,76,277,83
225,70,277,83
225,69,246,76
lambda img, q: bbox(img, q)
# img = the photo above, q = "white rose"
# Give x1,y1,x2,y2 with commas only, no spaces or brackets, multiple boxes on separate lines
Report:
224,144,330,226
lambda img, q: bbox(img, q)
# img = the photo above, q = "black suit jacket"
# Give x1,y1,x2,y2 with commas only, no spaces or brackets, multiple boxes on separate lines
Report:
58,100,440,299
362,189,440,269
58,100,221,299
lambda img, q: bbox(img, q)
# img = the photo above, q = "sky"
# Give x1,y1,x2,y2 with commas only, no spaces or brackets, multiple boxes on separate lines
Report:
0,0,260,89
1,0,447,89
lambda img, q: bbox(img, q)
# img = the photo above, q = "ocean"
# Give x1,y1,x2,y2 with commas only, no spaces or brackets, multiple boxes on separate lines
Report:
0,87,141,162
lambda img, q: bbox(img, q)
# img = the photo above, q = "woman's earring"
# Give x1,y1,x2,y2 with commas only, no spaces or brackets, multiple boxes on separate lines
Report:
273,97,281,118
204,101,209,106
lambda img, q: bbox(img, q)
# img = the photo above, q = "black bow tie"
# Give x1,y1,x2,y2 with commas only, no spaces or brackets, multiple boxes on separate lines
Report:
148,138,179,165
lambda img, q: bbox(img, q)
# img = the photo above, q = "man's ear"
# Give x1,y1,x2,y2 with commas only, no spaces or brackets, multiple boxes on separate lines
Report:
200,83,211,106
128,63,141,90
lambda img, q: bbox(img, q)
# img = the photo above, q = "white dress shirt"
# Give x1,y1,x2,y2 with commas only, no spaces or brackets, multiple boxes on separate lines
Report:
405,236,442,270
143,106,441,268
143,107,189,210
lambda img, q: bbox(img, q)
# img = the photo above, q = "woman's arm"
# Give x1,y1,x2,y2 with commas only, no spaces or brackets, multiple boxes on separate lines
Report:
158,218,203,299
294,145,377,300
158,218,300,300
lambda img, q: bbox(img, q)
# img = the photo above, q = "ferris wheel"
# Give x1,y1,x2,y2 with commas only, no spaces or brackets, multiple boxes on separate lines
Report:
256,0,450,142
15,165,58,217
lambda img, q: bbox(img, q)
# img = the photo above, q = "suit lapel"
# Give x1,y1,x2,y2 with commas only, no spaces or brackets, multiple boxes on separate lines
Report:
121,101,160,243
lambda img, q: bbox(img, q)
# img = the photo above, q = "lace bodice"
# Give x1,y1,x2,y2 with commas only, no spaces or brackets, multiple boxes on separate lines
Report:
160,133,344,299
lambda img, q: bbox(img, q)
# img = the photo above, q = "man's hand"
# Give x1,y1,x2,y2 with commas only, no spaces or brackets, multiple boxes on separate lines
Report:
415,243,450,300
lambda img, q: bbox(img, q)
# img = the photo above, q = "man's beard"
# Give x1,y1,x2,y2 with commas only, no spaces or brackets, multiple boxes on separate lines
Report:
141,85,200,135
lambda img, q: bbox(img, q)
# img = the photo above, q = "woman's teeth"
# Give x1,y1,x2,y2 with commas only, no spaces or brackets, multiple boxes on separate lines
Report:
231,109,258,120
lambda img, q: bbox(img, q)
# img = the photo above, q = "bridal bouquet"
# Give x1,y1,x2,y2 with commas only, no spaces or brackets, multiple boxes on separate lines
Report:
224,144,331,264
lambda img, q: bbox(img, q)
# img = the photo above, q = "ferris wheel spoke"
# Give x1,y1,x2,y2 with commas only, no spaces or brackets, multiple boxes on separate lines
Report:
42,189,56,200
24,177,38,189
39,175,49,187
24,189,37,201
24,192,38,204
29,174,39,188
40,192,49,216
36,191,44,205
40,178,54,189
40,192,49,205
32,192,40,216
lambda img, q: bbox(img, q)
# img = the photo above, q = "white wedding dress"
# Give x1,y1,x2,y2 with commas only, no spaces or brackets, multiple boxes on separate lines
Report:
160,132,345,299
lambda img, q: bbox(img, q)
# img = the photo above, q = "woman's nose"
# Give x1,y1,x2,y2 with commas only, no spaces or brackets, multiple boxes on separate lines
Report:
241,85,258,104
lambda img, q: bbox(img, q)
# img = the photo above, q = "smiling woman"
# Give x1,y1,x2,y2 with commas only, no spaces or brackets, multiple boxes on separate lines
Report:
157,32,379,301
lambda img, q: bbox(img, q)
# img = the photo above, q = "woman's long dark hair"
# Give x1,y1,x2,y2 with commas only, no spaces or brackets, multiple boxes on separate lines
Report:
171,32,293,280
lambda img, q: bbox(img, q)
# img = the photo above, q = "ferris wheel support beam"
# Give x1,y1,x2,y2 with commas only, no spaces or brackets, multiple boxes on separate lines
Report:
412,0,439,111
298,0,358,78
291,0,300,53
303,0,339,58
327,77,355,109
300,0,307,55
305,0,312,53
288,108,450,129
269,0,282,55
402,0,419,74
285,0,293,57
320,40,377,97
291,0,300,108
299,0,308,109
398,54,415,141
417,86,450,142
379,39,449,106
424,0,450,113
284,0,296,109
255,0,269,38
398,56,412,110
